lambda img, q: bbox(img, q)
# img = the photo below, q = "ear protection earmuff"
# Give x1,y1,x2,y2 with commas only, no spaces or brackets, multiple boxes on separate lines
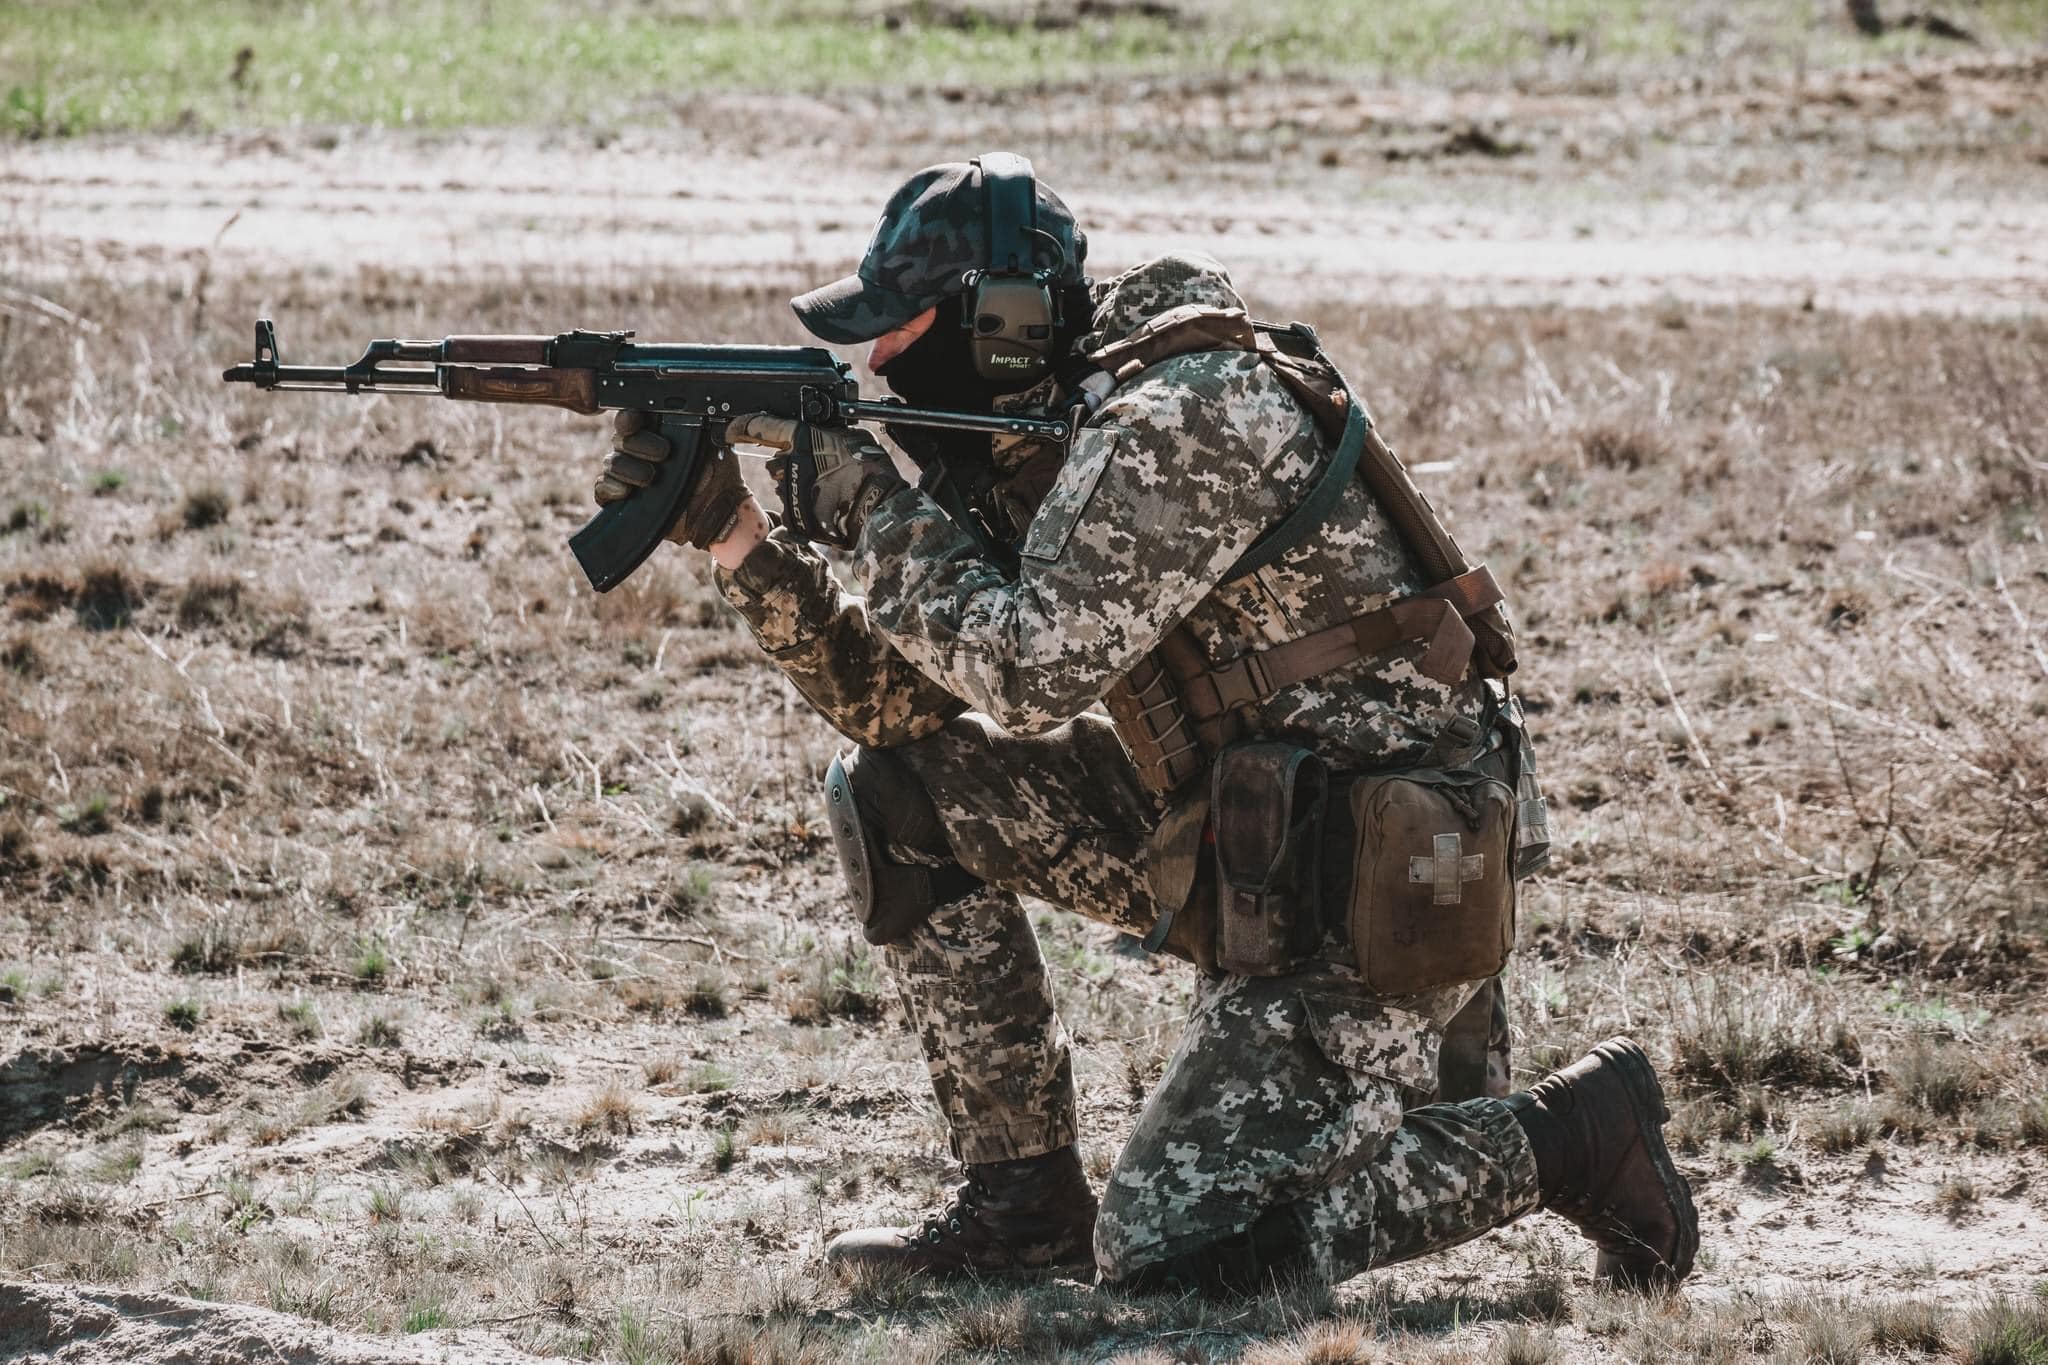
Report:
962,153,1067,385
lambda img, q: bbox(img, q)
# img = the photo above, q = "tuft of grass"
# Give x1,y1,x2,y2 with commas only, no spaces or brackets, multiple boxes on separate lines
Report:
1935,1175,1979,1218
1495,1324,1559,1365
787,942,884,1026
163,997,202,1031
666,863,718,915
710,1124,742,1174
91,470,125,495
641,1054,683,1087
687,1063,734,1094
171,924,241,975
57,795,113,836
1962,1296,2048,1365
278,999,322,1040
366,1183,405,1225
175,575,242,628
1893,1036,1988,1117
355,1013,403,1048
1815,1099,1879,1154
576,1081,637,1136
353,941,392,986
1869,1299,1949,1354
402,1300,449,1333
683,969,730,1018
180,484,232,530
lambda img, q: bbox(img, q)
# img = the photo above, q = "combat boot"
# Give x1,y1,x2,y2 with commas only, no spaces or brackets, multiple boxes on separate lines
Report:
825,1146,1097,1278
1507,1037,1699,1288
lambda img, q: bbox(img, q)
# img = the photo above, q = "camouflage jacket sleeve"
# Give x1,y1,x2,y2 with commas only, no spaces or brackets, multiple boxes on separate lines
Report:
852,351,1300,735
715,528,968,748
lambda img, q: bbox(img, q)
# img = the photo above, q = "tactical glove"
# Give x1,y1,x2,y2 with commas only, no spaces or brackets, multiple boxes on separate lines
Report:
725,413,905,551
593,409,749,550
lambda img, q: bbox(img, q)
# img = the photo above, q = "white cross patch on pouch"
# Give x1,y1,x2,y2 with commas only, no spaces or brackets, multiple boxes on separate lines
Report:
1409,831,1484,905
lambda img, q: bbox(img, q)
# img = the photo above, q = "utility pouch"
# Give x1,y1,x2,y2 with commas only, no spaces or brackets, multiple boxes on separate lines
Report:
1212,742,1328,977
1469,688,1553,879
1347,768,1516,994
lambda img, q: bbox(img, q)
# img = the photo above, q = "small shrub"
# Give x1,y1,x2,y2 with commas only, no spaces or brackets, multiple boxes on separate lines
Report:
91,470,125,495
181,484,231,530
0,968,26,1005
163,998,201,1031
1,637,39,676
74,564,143,630
641,1054,683,1086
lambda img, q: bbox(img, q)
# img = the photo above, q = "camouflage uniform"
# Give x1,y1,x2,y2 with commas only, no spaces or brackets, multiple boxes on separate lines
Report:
719,252,1539,1283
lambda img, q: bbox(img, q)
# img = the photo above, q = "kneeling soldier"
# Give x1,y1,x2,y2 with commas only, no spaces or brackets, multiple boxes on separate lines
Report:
593,155,1697,1291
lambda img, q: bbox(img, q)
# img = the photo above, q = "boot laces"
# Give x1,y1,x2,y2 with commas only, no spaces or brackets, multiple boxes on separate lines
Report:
914,1178,985,1244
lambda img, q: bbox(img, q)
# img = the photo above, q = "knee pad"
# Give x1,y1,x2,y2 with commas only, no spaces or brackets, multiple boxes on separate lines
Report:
826,746,981,947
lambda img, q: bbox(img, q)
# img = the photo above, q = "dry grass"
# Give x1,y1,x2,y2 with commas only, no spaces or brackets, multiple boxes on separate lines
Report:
1,192,2045,1360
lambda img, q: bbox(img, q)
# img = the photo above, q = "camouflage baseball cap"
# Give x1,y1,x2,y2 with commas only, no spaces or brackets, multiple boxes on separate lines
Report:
792,158,1087,345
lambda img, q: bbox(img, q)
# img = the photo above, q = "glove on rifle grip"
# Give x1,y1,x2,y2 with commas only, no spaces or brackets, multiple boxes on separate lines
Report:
570,416,706,592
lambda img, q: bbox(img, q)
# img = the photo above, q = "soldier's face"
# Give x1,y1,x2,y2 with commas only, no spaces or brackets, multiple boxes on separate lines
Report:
869,307,938,373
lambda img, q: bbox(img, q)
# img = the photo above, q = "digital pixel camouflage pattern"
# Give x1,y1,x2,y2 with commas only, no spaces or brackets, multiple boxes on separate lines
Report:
716,250,1538,1281
850,250,1489,763
1094,967,1539,1281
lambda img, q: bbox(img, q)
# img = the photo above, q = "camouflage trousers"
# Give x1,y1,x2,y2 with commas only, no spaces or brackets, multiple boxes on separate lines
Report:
868,710,1539,1283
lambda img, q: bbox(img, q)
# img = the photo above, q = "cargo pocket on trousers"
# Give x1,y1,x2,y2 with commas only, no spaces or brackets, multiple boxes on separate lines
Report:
1300,994,1442,1171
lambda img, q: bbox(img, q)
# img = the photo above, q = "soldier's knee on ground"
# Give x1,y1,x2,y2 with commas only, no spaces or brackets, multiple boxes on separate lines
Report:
1096,1197,1312,1297
825,745,982,946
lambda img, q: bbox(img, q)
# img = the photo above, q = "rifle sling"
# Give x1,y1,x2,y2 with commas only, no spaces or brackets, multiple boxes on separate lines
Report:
1219,395,1368,584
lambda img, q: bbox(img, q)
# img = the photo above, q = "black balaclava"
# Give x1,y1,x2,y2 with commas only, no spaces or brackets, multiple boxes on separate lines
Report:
875,287,1096,476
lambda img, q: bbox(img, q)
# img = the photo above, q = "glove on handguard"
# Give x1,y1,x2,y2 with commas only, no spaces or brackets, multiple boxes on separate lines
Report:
593,409,748,550
726,413,905,551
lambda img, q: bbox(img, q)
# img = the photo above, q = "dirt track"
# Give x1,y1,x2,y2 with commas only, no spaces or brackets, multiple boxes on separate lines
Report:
6,57,2046,316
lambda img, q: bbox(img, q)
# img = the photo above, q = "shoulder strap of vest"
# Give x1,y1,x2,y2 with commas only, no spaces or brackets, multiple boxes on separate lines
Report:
1220,396,1367,583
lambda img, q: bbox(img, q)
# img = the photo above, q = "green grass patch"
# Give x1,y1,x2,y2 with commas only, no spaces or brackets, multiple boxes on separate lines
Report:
7,0,2042,137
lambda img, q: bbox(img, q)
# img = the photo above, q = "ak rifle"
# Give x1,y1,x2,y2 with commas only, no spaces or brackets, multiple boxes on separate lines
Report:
222,319,1065,591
